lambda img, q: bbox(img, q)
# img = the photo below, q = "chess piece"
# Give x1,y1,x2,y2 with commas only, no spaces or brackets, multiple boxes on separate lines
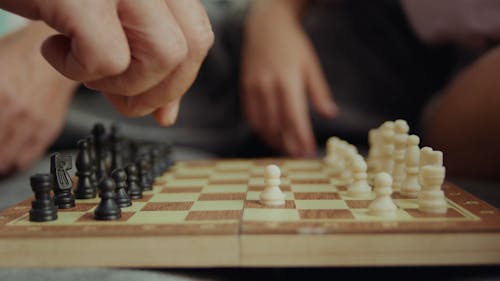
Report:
29,173,58,222
112,168,132,208
368,172,397,217
392,120,409,189
125,163,143,199
401,135,421,197
109,123,124,171
92,123,110,182
87,136,99,190
94,177,122,220
347,155,372,197
419,147,443,187
380,121,395,175
418,165,447,214
339,145,357,185
51,153,75,209
74,139,97,199
420,147,443,167
151,147,162,178
138,157,153,191
260,164,285,206
324,137,345,177
367,128,383,176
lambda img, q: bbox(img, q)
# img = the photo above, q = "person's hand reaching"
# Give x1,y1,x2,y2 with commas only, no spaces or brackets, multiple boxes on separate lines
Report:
241,0,337,157
0,0,214,125
0,22,78,175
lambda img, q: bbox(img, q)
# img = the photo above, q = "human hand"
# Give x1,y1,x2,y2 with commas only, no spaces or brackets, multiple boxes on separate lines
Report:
240,0,337,157
0,0,214,125
0,22,78,175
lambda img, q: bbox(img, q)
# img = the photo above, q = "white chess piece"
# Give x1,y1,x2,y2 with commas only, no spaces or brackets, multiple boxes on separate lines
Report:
418,165,447,214
420,147,443,167
340,145,357,185
324,137,344,176
401,135,421,197
380,121,395,175
260,164,286,206
348,155,372,197
392,120,409,190
368,172,397,217
419,147,443,187
367,128,383,178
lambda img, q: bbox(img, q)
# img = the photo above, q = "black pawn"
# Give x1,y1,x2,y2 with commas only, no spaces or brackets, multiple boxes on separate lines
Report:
125,163,142,199
51,153,76,209
111,168,132,208
94,177,121,220
74,139,97,199
29,174,58,222
138,157,153,191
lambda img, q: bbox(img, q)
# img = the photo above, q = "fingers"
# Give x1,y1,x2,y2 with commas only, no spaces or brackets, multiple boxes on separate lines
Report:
153,99,181,126
101,0,213,120
84,0,188,96
242,72,281,150
277,74,317,157
305,54,338,118
40,1,130,81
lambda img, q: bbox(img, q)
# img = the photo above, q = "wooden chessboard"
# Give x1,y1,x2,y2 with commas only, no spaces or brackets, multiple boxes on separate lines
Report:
0,158,499,267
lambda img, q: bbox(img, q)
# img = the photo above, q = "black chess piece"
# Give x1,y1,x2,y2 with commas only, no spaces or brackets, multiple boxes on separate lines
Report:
109,123,124,171
143,153,155,187
87,136,99,190
29,174,58,222
94,177,121,220
137,157,152,191
151,147,162,178
111,168,132,208
92,123,110,182
160,143,174,171
74,139,97,199
125,163,142,199
51,153,76,209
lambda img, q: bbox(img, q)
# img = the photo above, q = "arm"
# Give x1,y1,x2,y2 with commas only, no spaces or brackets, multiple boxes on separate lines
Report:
423,46,500,179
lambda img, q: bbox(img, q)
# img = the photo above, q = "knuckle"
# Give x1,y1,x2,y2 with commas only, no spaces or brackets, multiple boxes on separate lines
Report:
155,37,188,70
188,26,215,59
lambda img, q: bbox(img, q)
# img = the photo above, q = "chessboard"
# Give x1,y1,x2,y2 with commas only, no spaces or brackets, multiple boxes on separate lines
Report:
0,158,499,267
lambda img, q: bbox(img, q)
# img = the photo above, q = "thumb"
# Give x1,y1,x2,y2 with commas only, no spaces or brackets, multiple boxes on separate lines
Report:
305,57,338,118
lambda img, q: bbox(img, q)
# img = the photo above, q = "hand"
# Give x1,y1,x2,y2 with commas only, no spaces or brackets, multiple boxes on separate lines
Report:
0,22,78,175
240,0,337,157
0,0,214,125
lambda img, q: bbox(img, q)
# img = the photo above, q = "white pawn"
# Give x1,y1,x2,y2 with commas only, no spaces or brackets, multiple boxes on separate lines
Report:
348,155,372,197
369,172,397,217
418,165,447,214
401,135,421,197
260,165,285,206
392,119,409,190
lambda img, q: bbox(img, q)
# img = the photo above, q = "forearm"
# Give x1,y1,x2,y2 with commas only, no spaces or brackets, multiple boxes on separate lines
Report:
423,46,500,179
